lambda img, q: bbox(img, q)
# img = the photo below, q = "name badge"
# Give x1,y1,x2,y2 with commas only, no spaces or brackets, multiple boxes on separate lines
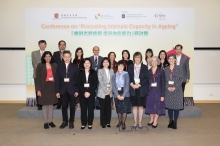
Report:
64,78,70,82
107,83,111,88
49,77,53,81
134,78,140,84
151,82,157,87
84,83,90,88
118,87,122,91
168,81,174,85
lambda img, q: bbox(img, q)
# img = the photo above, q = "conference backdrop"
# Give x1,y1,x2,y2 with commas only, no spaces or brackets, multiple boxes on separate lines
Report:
25,8,194,98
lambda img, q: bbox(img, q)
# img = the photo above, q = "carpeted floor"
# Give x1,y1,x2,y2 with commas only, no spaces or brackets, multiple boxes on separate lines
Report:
0,104,219,146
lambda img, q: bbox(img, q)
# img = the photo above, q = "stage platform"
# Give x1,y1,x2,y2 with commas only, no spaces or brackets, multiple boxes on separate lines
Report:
18,106,202,118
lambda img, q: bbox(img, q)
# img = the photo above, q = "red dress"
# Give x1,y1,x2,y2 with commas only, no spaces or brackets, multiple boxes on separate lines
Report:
46,69,54,82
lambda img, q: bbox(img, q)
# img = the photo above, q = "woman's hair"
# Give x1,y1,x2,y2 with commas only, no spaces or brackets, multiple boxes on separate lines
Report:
108,52,116,60
167,53,176,59
145,48,154,61
122,50,130,60
74,47,83,60
100,57,111,69
41,51,53,64
133,51,143,62
149,56,161,66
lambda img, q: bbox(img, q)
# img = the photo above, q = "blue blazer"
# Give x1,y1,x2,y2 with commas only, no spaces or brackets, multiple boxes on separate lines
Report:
148,68,165,97
89,56,103,70
55,62,79,95
128,64,149,97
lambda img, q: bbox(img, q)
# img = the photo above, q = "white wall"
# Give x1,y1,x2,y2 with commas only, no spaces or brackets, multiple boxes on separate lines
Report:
0,0,220,102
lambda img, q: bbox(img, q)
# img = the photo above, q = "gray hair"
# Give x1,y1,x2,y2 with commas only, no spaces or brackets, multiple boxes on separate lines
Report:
149,56,160,66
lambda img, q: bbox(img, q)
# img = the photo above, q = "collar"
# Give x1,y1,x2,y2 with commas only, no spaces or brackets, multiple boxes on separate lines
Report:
134,63,141,67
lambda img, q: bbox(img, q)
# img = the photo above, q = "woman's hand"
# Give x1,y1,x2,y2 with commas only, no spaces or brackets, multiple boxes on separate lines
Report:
84,92,90,98
37,91,41,97
56,93,60,98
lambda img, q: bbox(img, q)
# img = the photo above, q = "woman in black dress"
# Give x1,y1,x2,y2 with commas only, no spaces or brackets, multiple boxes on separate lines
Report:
128,52,149,129
73,47,84,110
112,60,131,130
122,50,133,71
158,50,169,69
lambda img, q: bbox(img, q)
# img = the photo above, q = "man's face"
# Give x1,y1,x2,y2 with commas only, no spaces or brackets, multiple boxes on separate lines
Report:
38,43,46,50
175,46,182,55
93,47,99,56
59,42,66,51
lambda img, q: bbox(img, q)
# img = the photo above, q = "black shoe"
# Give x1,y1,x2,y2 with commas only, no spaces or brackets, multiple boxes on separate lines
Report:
172,121,177,129
138,122,143,129
102,125,106,128
147,122,153,126
116,122,121,128
38,106,42,110
88,126,92,129
168,120,174,128
96,106,100,110
152,124,158,128
81,126,85,130
44,123,49,129
49,122,56,128
69,122,74,129
59,121,68,129
106,124,111,128
56,105,61,109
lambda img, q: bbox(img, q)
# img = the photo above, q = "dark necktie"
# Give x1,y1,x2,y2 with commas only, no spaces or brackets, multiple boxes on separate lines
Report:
95,57,97,66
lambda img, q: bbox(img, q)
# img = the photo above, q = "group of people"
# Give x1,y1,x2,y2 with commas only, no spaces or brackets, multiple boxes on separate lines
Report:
31,40,190,130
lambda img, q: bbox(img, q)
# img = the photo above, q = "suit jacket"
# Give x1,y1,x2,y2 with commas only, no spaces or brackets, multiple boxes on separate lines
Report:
55,62,79,95
148,68,165,97
128,64,149,97
52,51,64,65
97,68,114,99
178,55,190,82
112,72,130,98
90,56,103,70
32,50,42,78
77,69,98,98
73,59,84,70
36,63,57,91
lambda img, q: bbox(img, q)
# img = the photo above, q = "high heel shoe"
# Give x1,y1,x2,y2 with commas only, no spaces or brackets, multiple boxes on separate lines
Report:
116,122,122,128
152,124,158,128
122,123,126,130
132,122,137,129
138,122,143,129
172,121,177,129
168,120,174,128
147,122,153,126
44,123,49,129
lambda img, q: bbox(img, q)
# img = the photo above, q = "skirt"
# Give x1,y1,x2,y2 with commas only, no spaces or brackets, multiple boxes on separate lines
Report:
38,82,58,105
115,97,131,114
130,89,146,106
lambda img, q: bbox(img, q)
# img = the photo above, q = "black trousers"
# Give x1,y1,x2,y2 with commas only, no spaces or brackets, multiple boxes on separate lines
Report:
61,91,76,122
182,82,186,107
99,95,112,126
34,78,42,107
80,95,95,126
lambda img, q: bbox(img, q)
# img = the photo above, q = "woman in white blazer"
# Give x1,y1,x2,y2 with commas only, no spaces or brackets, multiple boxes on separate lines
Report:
97,57,114,128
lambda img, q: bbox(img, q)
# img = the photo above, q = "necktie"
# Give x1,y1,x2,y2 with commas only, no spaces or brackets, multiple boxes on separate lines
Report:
95,57,97,65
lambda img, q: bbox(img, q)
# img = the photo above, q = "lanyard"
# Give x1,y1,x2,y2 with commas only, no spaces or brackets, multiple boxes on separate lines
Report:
169,68,174,80
77,60,81,68
66,63,70,77
152,71,156,82
134,65,141,78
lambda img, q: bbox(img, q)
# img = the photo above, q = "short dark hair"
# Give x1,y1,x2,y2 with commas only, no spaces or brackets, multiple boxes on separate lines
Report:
63,50,72,56
122,50,130,60
58,40,66,46
100,57,111,69
133,52,143,62
116,60,124,70
145,48,153,61
175,44,183,50
168,53,176,59
108,52,116,59
41,51,53,64
38,40,47,45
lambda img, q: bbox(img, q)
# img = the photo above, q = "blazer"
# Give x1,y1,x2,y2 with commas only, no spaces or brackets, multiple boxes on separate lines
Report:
123,59,133,71
97,68,114,99
36,63,57,91
52,51,64,65
77,69,98,98
31,50,42,78
73,59,84,70
55,62,79,95
128,64,149,97
90,56,103,70
112,72,130,98
178,55,190,82
148,68,165,97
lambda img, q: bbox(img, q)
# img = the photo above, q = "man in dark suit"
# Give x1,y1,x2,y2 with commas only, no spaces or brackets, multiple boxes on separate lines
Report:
31,40,47,110
55,50,79,129
175,44,190,107
52,40,66,109
89,46,103,110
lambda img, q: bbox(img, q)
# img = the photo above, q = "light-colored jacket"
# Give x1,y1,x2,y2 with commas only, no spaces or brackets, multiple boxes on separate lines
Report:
97,68,114,99
32,50,42,78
